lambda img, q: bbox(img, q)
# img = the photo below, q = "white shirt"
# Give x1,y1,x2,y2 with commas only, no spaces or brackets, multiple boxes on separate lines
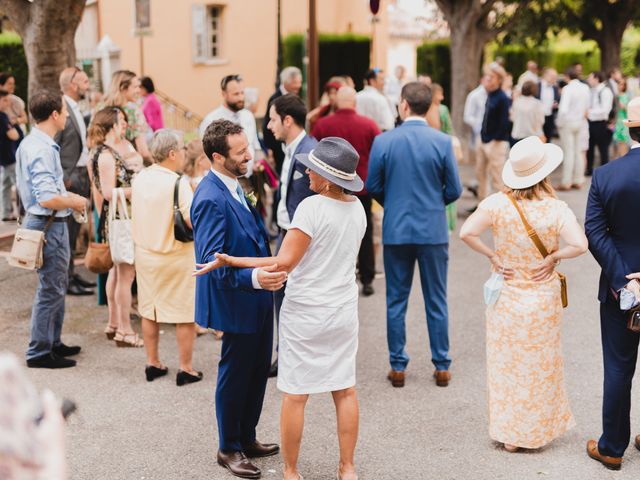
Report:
557,79,591,128
511,96,545,139
199,105,260,176
356,86,395,131
64,94,89,167
277,129,306,230
210,168,262,289
588,83,614,122
539,81,556,116
287,195,366,305
384,75,403,107
404,116,427,124
463,85,488,136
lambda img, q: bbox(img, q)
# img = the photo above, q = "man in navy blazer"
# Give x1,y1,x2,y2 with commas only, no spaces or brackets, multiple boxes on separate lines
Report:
585,108,640,470
266,94,317,376
367,82,462,389
192,120,286,479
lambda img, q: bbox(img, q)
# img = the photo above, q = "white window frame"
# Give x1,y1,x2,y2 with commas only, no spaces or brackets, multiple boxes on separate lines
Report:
192,3,229,66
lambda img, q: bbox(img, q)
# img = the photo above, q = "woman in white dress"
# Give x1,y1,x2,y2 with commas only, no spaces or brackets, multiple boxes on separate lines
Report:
196,137,366,480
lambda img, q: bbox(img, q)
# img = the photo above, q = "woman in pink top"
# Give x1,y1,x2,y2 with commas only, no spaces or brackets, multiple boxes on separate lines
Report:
140,76,164,132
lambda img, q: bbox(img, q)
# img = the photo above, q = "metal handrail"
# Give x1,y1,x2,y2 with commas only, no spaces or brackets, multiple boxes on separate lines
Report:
154,89,203,137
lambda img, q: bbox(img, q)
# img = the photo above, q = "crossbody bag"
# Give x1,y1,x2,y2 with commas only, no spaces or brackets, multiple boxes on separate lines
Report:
9,213,57,270
507,193,568,308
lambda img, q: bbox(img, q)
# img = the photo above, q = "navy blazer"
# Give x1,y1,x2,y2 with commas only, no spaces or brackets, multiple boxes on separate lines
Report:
191,171,273,334
366,119,462,245
280,134,317,223
585,147,640,303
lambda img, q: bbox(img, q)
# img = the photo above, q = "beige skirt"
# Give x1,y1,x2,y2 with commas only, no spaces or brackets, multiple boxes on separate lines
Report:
134,243,195,324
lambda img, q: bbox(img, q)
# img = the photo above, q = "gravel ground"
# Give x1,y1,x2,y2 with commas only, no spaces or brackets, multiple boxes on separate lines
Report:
1,164,639,479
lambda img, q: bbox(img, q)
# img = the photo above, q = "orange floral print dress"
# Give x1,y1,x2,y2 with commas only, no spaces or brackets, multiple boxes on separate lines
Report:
478,192,576,449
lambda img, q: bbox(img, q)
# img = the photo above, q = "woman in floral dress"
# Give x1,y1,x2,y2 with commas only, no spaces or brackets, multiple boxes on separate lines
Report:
460,136,588,452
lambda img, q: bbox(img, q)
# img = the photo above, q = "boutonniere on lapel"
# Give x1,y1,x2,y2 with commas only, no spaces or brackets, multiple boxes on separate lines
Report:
245,192,258,208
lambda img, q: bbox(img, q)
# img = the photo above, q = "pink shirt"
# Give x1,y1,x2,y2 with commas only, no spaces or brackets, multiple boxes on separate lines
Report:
141,93,164,132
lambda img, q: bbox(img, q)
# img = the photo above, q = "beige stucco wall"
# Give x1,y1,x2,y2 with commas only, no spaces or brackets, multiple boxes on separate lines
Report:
96,0,388,118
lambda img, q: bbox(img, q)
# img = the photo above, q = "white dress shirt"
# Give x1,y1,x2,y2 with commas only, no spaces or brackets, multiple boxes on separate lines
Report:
356,86,395,131
277,129,306,230
463,85,488,136
210,168,262,289
556,79,591,128
588,83,614,122
539,81,556,117
199,105,260,176
64,94,89,167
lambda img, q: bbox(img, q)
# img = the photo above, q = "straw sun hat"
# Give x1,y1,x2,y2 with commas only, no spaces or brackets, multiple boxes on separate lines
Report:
624,96,640,128
502,136,563,190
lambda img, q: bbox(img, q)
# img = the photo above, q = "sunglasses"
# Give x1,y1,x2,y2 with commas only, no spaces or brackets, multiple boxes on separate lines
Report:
221,74,242,90
70,67,82,84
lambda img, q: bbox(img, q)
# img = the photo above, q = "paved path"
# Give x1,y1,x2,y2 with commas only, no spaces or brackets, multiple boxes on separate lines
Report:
1,166,639,479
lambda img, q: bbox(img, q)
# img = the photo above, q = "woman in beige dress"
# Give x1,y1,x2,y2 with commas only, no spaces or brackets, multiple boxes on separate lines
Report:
131,129,202,386
460,136,588,452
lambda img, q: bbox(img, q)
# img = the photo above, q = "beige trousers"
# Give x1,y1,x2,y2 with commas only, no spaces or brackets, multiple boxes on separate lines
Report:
476,140,508,200
558,124,585,187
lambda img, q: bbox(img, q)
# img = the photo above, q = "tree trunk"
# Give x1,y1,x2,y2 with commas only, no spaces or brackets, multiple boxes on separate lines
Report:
0,0,85,100
448,22,487,141
596,27,625,74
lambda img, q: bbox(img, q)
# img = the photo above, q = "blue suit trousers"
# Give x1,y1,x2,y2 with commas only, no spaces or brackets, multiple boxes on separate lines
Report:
383,244,451,372
216,309,273,452
598,296,640,457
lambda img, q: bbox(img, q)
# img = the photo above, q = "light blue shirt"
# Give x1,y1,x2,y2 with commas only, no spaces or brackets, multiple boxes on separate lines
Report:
15,127,70,218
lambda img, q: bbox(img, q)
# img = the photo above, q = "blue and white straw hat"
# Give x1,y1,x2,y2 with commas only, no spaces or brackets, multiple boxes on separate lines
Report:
295,137,364,192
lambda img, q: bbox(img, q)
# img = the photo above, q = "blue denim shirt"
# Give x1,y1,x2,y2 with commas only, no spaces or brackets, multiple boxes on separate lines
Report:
15,127,70,217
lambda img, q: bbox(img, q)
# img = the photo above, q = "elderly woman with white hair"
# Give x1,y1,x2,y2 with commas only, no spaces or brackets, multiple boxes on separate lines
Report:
131,129,202,386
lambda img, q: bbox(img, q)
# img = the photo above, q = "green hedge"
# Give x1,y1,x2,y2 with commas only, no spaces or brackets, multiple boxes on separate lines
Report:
416,40,452,103
415,38,640,102
282,33,371,92
0,32,28,103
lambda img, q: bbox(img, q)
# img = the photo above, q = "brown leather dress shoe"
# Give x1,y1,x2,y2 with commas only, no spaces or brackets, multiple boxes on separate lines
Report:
586,439,622,470
635,435,640,451
242,440,280,458
387,370,405,388
434,370,451,387
217,450,261,479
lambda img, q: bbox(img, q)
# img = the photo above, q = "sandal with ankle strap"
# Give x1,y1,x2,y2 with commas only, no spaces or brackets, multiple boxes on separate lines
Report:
104,325,117,340
114,331,144,348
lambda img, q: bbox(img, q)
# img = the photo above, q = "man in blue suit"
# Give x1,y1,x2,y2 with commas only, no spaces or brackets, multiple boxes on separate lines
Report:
266,94,317,376
366,82,462,389
192,120,287,479
585,100,640,471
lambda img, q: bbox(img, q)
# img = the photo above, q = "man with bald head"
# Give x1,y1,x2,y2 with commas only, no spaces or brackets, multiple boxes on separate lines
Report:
55,66,94,296
312,86,381,295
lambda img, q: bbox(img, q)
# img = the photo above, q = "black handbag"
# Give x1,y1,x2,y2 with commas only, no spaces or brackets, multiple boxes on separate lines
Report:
173,176,193,243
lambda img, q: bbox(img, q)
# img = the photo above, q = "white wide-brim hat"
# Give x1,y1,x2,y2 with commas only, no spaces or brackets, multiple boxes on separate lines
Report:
502,136,563,190
624,97,640,128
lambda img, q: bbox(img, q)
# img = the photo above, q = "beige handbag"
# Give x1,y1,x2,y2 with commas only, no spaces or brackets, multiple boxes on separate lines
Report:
108,188,134,265
8,214,56,270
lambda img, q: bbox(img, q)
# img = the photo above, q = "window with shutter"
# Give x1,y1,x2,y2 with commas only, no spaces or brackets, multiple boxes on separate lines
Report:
191,4,207,63
191,4,224,64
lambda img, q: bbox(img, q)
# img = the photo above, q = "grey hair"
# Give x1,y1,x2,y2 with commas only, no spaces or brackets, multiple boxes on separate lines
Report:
280,66,302,84
150,128,183,163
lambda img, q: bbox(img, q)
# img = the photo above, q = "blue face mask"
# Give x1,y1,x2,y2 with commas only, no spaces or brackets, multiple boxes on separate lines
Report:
484,272,504,306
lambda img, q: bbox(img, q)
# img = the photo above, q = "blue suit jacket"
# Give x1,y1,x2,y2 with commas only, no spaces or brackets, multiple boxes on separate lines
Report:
585,147,640,303
366,119,462,245
280,134,317,222
191,171,273,334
